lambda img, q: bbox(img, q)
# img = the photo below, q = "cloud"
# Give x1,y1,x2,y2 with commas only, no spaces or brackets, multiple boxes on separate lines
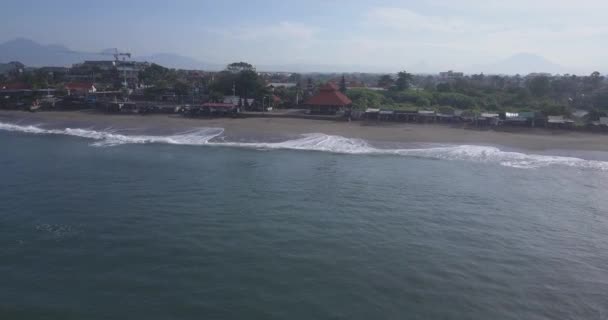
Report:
199,21,320,64
366,7,486,34
199,5,608,72
360,5,608,68
427,0,608,13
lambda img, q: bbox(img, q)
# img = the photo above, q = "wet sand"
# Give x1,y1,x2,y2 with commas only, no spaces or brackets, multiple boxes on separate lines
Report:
1,110,608,152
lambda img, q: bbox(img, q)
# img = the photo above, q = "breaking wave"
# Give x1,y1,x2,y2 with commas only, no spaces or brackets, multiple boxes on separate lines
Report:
2,121,608,171
0,122,223,147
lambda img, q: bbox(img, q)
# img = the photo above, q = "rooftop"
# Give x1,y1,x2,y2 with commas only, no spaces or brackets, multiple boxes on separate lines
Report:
305,83,352,106
1,82,31,90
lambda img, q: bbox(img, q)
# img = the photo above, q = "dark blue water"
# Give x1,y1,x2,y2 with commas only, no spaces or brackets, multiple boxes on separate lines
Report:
1,131,608,319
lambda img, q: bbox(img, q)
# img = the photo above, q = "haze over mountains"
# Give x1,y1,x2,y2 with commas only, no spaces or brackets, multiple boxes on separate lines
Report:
0,38,219,70
0,38,577,75
466,53,566,75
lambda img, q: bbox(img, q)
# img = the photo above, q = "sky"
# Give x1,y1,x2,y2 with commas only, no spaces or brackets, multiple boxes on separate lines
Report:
1,0,607,73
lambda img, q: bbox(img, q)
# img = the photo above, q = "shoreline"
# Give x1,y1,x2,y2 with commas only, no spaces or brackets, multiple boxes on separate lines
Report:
2,110,608,152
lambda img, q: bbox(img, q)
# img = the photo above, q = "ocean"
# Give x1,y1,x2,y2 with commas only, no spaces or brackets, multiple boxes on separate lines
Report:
1,122,608,319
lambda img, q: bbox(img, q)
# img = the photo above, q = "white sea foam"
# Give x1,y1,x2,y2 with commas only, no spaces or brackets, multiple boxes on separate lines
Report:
0,122,224,147
225,133,377,154
390,145,608,170
2,121,608,171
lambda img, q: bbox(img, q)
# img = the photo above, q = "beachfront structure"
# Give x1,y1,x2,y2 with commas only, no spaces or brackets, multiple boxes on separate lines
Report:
180,102,239,117
378,110,394,121
417,110,436,123
572,109,590,119
65,82,96,96
305,83,352,115
590,117,608,128
201,102,239,115
504,112,538,126
546,115,574,128
364,108,380,120
476,113,500,126
223,95,254,107
436,112,458,123
0,82,33,103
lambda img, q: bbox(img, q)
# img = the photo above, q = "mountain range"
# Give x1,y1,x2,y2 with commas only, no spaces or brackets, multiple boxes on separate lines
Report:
0,38,574,74
466,53,567,75
0,38,220,71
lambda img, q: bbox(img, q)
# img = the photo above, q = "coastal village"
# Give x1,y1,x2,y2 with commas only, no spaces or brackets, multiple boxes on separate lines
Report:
2,56,608,131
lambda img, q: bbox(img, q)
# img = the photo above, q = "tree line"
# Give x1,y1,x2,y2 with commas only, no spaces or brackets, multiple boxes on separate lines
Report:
346,71,608,118
5,59,606,118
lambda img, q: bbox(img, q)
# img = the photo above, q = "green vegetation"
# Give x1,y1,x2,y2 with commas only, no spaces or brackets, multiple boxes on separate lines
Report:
346,71,608,116
4,58,607,118
347,88,386,109
208,62,267,101
394,71,413,91
140,64,196,98
377,74,394,89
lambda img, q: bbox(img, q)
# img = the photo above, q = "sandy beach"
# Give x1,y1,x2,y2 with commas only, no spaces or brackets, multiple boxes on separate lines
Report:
1,110,608,152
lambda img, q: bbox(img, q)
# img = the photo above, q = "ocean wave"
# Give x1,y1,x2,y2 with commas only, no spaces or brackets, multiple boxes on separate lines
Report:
0,122,224,147
2,121,607,170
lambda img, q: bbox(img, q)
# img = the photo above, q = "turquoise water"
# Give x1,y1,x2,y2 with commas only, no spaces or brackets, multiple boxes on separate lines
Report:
1,127,608,319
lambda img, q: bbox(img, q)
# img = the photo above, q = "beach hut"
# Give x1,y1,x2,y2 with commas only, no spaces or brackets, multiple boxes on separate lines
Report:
476,113,500,126
572,109,590,119
65,82,96,96
591,117,608,128
202,102,238,116
0,82,33,107
305,83,352,115
378,109,395,121
394,110,417,122
504,111,537,127
546,115,574,128
364,108,380,120
103,101,136,113
119,102,138,114
436,111,458,123
417,110,436,123
459,110,476,123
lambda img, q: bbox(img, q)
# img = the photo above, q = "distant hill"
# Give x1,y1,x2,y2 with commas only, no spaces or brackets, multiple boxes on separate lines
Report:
255,63,398,73
467,53,567,75
0,38,217,70
134,53,222,71
0,38,107,67
0,38,583,74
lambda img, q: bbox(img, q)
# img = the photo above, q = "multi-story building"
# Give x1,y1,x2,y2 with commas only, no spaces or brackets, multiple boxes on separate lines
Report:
0,61,25,76
69,60,150,88
439,70,464,80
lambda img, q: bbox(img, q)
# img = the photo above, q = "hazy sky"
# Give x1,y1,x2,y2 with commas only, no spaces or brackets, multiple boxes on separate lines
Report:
1,0,607,72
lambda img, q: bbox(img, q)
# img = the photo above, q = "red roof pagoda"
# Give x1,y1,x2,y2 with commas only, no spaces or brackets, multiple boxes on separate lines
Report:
305,83,352,114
